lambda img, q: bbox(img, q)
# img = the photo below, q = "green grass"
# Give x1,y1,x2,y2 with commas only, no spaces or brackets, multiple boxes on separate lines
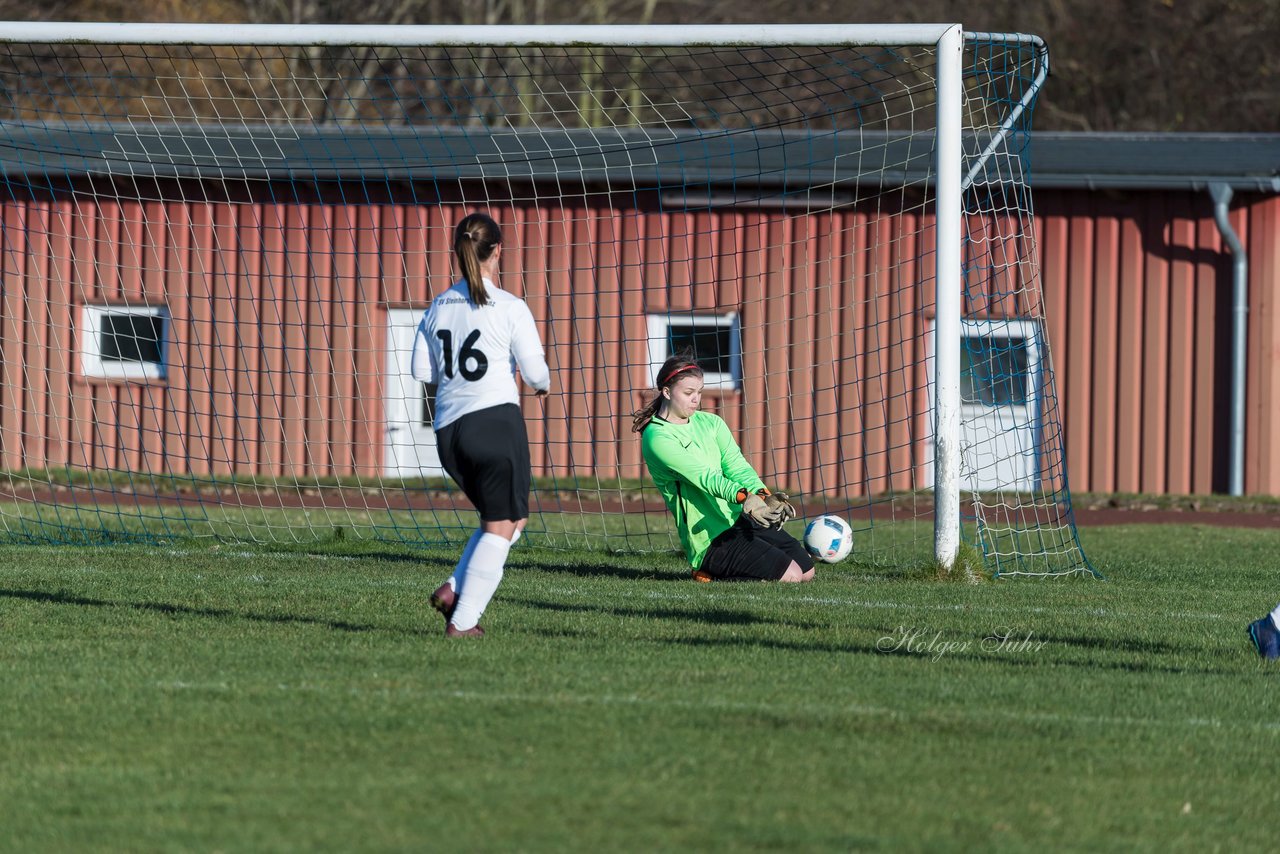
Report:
1,522,1277,851
0,500,945,568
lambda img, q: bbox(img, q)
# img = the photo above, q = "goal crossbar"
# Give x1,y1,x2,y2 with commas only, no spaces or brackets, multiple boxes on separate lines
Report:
0,22,960,47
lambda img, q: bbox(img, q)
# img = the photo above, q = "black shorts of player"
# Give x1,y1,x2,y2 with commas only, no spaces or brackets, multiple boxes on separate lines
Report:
435,403,532,522
698,515,815,581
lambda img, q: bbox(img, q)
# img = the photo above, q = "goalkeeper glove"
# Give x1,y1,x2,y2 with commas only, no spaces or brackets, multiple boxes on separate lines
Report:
763,491,796,529
738,490,782,527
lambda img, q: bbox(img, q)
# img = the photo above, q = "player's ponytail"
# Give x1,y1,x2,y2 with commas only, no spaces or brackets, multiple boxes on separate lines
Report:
630,353,703,433
454,212,502,307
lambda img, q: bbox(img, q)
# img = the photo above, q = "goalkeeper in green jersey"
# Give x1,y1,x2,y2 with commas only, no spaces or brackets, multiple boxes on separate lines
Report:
632,354,815,583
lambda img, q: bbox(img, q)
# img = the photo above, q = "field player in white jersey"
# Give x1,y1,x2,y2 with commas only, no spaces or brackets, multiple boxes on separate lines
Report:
411,212,550,638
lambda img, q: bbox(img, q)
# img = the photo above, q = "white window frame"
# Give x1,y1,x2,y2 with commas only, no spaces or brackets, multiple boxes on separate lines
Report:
80,304,168,380
646,312,742,391
924,316,1044,493
958,318,1042,415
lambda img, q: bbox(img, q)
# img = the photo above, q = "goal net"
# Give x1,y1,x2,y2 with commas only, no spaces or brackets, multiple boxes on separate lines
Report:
0,23,1093,577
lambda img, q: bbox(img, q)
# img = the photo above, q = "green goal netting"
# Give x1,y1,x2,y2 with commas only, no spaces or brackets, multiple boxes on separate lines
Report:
0,23,1093,576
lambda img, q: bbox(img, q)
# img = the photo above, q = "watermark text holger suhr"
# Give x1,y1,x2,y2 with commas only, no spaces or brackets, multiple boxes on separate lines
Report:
876,626,1048,661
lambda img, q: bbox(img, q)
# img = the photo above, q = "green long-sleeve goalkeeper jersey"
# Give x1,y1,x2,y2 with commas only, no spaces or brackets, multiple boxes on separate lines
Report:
640,411,767,569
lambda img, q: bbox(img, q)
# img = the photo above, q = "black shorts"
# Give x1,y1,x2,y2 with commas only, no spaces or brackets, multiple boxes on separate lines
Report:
698,515,814,581
435,403,532,522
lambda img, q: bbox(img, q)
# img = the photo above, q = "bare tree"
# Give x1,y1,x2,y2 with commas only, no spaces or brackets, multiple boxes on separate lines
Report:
0,0,1273,131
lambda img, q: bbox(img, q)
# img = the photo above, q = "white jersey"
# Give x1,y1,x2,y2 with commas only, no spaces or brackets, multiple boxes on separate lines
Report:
410,278,550,430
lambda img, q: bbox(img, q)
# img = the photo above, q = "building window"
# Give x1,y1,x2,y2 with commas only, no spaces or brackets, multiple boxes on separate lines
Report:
647,312,742,390
959,319,1040,410
81,304,168,380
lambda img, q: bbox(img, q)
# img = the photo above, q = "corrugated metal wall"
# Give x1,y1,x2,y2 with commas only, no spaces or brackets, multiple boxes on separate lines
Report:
385,199,938,496
1,184,1277,495
1037,190,1280,495
1,197,393,478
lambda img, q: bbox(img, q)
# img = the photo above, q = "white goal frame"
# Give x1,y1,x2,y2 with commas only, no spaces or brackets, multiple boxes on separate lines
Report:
0,21,976,568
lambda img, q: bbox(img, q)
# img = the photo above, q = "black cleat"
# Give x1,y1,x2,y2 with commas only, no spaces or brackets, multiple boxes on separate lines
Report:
1247,615,1280,660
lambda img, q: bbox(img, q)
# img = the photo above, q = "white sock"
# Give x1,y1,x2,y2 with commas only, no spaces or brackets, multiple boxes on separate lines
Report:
1269,603,1280,630
510,527,522,545
445,529,485,592
450,533,512,631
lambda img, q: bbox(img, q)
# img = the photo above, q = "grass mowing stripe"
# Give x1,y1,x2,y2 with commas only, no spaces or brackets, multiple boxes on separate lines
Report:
521,585,1244,624
187,684,1273,736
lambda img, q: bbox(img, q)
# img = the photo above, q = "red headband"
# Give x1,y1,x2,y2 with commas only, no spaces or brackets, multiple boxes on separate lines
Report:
661,364,701,386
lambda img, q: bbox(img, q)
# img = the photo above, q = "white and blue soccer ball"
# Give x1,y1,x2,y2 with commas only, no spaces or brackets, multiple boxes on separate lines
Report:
803,515,853,564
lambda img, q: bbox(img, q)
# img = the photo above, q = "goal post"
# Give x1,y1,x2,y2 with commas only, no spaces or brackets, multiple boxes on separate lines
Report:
933,24,963,572
0,22,1094,577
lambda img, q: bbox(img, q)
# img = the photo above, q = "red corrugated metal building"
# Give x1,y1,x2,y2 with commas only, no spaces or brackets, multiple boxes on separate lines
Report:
1,131,1276,496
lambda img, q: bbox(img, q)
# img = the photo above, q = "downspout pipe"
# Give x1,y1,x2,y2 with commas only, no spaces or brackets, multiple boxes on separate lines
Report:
1209,182,1248,496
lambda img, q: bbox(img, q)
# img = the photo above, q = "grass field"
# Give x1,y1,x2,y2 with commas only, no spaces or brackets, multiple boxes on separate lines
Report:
2,520,1277,851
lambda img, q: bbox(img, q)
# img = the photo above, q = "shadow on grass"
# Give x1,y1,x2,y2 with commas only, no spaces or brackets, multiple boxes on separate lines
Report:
663,632,1233,675
0,587,434,637
520,622,887,656
250,544,460,569
512,596,826,629
515,603,1233,675
1036,632,1186,655
509,558,690,582
249,547,688,582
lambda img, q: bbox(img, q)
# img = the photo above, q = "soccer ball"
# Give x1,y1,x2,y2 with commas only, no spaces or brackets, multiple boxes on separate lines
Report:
803,515,853,564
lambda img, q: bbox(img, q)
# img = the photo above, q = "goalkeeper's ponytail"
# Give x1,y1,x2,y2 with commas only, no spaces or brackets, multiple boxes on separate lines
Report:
454,212,502,307
631,353,703,433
